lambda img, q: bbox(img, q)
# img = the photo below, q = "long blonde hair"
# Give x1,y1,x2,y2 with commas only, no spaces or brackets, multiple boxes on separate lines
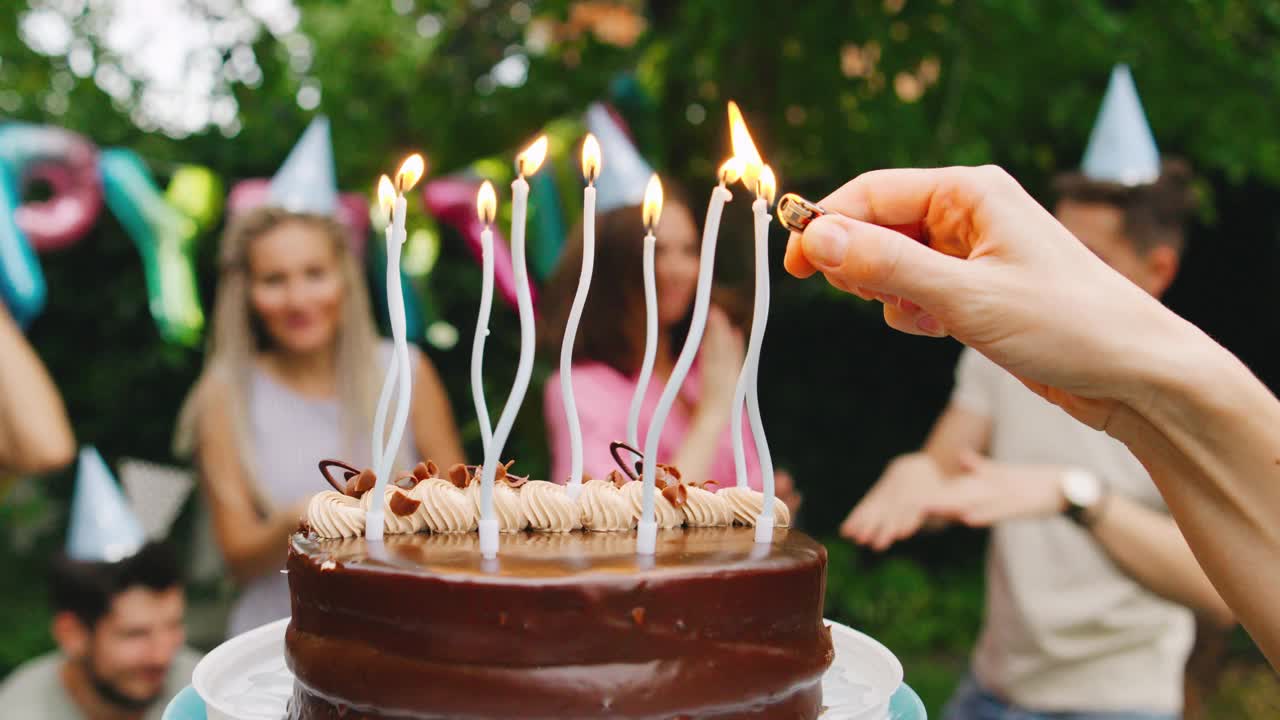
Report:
174,207,381,507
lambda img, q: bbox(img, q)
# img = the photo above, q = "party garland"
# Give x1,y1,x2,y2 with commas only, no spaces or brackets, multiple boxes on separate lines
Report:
0,111,634,348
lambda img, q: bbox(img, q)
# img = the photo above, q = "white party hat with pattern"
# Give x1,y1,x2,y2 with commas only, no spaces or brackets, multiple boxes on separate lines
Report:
119,458,194,541
66,447,146,562
269,116,339,214
1081,65,1161,186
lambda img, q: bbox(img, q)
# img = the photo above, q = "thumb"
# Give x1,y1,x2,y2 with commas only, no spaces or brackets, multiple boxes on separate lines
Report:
801,213,968,308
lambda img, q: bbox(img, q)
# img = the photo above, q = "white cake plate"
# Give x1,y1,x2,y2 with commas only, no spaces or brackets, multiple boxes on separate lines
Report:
174,617,925,720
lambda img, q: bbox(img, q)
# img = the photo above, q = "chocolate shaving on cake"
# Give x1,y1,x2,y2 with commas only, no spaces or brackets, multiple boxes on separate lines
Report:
606,469,629,488
447,463,473,489
609,441,643,482
661,482,688,508
608,442,691,495
413,461,440,481
388,489,423,517
496,460,530,487
344,469,376,498
318,458,360,493
443,460,532,489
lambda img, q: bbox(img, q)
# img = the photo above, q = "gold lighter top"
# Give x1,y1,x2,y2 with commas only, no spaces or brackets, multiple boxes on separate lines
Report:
777,193,827,234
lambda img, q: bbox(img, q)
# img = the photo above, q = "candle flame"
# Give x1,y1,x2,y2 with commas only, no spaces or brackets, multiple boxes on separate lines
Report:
395,154,426,193
727,100,764,194
516,135,549,177
377,175,396,223
581,133,601,184
642,174,664,231
759,165,777,206
476,180,497,225
719,156,745,185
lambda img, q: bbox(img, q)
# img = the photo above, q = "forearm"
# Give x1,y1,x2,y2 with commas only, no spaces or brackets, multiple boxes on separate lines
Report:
0,309,74,473
1090,493,1234,626
218,509,301,584
1111,319,1280,665
415,418,466,469
672,409,728,483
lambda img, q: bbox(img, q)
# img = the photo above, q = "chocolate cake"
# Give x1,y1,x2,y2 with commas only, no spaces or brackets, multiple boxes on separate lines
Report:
286,529,831,719
284,458,832,719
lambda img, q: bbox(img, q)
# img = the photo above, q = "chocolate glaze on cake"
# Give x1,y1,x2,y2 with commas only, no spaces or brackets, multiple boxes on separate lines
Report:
286,527,833,719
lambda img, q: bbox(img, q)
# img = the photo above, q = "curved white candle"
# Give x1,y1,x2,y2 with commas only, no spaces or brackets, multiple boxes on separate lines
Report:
638,184,732,554
732,368,747,486
560,184,595,497
730,360,749,489
731,195,775,494
480,175,536,558
626,230,658,450
471,224,495,457
367,195,412,542
371,223,399,466
745,197,776,543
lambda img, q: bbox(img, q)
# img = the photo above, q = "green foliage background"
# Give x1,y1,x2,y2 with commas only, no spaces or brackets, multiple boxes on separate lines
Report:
4,0,1280,713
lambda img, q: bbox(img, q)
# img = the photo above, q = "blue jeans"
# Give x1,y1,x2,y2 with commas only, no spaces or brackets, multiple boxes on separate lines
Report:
943,675,1179,720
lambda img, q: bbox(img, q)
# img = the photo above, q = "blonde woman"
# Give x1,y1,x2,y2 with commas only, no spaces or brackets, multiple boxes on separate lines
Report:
176,207,465,635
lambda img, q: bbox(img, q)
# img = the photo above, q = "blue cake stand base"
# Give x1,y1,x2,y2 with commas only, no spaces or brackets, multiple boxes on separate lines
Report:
164,682,927,720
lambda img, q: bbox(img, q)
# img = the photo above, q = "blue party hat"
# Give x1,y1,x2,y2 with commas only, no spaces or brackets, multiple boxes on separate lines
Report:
269,116,339,215
585,103,654,212
66,447,146,563
1081,65,1160,186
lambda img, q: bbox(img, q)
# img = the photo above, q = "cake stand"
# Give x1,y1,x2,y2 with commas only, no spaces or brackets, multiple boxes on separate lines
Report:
166,617,927,720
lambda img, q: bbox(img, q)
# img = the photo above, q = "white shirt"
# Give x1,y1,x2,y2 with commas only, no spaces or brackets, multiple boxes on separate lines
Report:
951,347,1194,713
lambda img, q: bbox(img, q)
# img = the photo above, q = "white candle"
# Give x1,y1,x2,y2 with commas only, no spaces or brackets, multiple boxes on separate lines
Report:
371,203,398,470
730,187,773,493
366,154,425,541
627,175,665,450
745,166,777,543
725,102,780,542
471,181,498,459
626,228,658,450
480,136,548,558
638,161,740,555
560,135,601,499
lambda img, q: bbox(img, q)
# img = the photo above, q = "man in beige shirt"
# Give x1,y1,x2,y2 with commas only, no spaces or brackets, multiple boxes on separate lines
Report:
841,157,1233,718
0,542,200,720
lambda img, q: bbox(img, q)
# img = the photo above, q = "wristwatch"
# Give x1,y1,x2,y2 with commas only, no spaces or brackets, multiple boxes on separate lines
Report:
1061,468,1106,526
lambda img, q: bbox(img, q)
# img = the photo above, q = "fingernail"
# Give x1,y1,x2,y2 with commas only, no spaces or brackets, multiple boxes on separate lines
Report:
916,314,945,336
805,222,847,268
880,293,900,306
900,298,920,313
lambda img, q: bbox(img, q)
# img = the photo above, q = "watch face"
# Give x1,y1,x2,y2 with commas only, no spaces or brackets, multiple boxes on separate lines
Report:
1063,471,1102,508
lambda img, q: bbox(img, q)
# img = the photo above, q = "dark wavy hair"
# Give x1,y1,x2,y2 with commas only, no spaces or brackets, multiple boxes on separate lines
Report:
50,542,181,629
1053,157,1198,253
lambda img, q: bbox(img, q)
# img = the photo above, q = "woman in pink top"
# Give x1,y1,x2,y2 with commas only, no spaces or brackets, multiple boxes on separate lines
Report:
542,199,799,511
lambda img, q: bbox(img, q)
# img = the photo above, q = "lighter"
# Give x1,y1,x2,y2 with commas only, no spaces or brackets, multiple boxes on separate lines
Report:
776,193,827,234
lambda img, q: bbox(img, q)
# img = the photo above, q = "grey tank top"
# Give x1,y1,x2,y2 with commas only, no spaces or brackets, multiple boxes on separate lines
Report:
227,340,421,635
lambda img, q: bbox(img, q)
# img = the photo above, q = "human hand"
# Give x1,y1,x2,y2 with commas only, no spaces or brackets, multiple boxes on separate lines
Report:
282,499,311,529
922,450,1068,526
841,453,946,551
698,305,745,415
783,166,1194,431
